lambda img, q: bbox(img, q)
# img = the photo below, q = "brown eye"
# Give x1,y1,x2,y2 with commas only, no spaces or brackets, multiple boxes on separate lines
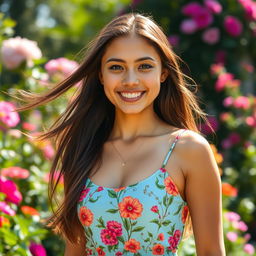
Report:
109,65,123,70
139,64,153,70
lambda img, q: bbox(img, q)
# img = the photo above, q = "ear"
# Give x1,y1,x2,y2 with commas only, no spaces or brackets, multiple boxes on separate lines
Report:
160,68,168,83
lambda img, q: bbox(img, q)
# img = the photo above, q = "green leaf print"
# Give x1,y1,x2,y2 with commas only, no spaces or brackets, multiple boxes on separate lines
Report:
88,227,93,236
117,236,125,243
123,218,130,231
155,177,165,189
131,221,137,226
132,226,145,232
107,190,117,198
163,194,168,207
96,217,106,228
106,208,119,213
144,238,150,242
89,196,100,203
147,231,153,237
174,203,183,215
162,220,172,226
150,219,160,225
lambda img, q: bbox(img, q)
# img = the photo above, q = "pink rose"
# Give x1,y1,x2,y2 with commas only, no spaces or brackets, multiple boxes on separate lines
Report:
233,96,250,109
0,201,16,216
204,0,222,14
180,19,198,34
224,16,243,37
1,37,42,69
1,166,29,179
200,116,219,134
45,57,78,77
181,2,203,16
42,144,55,160
215,72,234,91
0,101,20,128
243,244,255,255
29,242,47,256
223,96,234,107
238,0,256,20
100,229,118,245
233,221,248,231
0,176,22,205
106,221,122,236
202,27,220,44
246,116,256,127
173,230,182,243
193,7,213,29
226,231,238,242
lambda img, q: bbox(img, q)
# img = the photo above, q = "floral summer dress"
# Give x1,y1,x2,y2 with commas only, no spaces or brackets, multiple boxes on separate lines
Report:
77,129,189,256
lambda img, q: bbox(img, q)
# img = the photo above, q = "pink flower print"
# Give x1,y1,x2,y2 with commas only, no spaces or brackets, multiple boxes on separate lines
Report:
97,186,104,192
100,229,118,245
106,221,123,236
151,205,159,213
224,16,243,37
78,188,90,202
173,230,182,243
168,236,178,253
115,252,123,256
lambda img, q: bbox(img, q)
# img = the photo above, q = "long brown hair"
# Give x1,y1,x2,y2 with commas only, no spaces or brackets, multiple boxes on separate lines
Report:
15,13,211,244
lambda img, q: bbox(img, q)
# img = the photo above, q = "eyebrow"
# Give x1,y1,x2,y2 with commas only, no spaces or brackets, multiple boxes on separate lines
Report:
106,57,155,63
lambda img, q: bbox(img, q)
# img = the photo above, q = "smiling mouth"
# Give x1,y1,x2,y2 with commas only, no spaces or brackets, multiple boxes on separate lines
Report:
118,91,145,102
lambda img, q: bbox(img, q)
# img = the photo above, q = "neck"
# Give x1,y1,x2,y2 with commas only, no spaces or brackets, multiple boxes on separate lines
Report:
110,105,170,142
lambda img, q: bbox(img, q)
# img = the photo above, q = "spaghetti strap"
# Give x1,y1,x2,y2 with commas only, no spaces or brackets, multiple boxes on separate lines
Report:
161,129,187,168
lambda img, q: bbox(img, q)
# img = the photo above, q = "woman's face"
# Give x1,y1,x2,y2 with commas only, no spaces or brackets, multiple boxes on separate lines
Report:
99,35,168,115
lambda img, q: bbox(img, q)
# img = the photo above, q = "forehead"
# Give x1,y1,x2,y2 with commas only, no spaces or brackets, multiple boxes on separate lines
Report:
101,35,161,63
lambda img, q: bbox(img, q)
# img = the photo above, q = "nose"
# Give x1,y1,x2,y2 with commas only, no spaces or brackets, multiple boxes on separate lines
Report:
122,70,139,86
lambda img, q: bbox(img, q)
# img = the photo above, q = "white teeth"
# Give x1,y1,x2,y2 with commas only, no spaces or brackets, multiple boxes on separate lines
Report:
120,92,143,98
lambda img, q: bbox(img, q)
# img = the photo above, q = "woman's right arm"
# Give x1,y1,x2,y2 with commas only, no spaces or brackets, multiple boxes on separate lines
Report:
64,239,87,256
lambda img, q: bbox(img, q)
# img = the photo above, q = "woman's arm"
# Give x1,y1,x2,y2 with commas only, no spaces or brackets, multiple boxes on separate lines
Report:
64,238,87,256
182,132,226,256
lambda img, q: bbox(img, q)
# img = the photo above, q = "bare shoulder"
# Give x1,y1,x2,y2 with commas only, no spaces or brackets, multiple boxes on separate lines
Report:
176,129,216,177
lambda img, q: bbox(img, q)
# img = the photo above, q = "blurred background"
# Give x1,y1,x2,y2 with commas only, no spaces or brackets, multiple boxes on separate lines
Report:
0,0,255,255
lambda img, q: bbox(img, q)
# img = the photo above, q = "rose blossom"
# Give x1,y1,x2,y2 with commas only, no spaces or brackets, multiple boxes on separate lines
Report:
243,243,255,255
193,7,213,29
29,242,47,256
238,0,256,20
223,96,234,107
180,19,198,34
224,16,243,37
181,2,203,16
0,201,16,216
0,101,20,128
204,0,222,14
202,27,220,44
1,37,42,69
1,166,29,179
224,211,241,222
226,231,238,242
233,96,250,109
233,221,248,231
215,73,234,91
0,176,22,204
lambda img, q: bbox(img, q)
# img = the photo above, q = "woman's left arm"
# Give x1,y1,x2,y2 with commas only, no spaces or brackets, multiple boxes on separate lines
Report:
182,133,226,256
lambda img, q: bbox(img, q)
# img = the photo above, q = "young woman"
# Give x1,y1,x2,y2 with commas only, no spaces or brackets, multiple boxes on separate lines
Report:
17,13,225,256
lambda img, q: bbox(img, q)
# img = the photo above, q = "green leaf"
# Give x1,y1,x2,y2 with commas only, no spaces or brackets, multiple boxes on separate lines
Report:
123,218,130,231
174,204,183,215
163,195,168,207
155,177,165,189
107,190,117,198
1,228,18,245
147,231,153,237
132,226,144,232
150,219,160,225
168,196,174,206
97,217,105,227
131,221,137,226
162,220,172,226
117,236,125,243
106,208,119,214
89,196,100,202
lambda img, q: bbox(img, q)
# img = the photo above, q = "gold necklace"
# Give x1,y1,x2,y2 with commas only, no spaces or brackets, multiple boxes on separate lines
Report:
110,138,146,167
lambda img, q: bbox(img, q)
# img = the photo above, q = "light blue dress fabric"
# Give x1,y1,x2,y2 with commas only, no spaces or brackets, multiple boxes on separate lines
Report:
77,129,188,256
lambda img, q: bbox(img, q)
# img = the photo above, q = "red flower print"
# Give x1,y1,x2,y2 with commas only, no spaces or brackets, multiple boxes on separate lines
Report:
182,205,189,224
115,252,123,256
164,176,179,196
119,196,143,220
114,186,126,192
152,243,165,255
124,239,141,253
160,168,166,173
151,205,159,213
173,230,182,243
157,233,164,241
78,188,90,202
96,247,106,256
100,229,118,245
106,221,122,236
97,186,104,192
86,248,93,255
168,236,178,253
78,206,93,226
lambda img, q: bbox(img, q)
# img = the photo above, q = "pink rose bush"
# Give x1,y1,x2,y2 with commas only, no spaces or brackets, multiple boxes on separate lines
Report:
0,101,20,129
0,37,42,69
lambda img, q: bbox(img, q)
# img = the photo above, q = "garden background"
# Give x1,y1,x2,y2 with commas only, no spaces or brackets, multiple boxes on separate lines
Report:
0,0,256,255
